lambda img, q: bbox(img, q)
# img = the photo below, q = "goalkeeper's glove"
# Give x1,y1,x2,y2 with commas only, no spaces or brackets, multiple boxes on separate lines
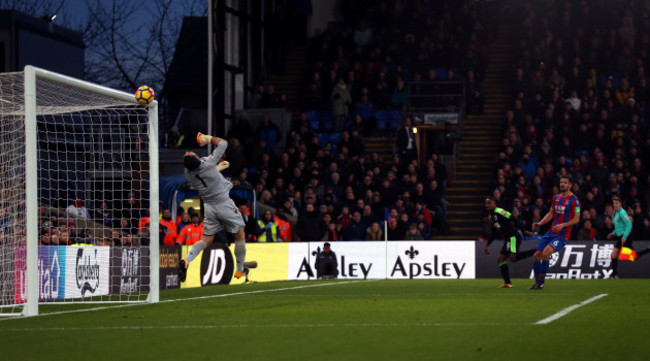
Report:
197,132,213,147
217,161,230,172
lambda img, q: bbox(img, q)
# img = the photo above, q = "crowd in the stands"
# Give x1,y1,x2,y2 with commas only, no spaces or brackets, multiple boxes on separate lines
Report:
487,0,650,241
221,0,494,241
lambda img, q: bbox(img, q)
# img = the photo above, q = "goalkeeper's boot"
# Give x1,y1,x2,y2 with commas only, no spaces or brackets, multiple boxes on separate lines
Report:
498,283,513,288
234,267,250,280
179,258,188,283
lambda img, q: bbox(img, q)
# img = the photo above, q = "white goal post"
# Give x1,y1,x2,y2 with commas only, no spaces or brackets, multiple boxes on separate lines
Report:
0,66,159,316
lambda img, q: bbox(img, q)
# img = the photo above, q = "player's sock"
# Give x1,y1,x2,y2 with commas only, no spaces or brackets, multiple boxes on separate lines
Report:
611,258,618,276
185,240,207,265
498,261,510,284
515,249,536,260
234,240,246,272
539,260,550,283
533,261,542,277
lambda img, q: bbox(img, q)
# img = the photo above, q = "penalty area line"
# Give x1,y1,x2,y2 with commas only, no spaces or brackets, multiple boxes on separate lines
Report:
533,293,608,325
0,280,371,322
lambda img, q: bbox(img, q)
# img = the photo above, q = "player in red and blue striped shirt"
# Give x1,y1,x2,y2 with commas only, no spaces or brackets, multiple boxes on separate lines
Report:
529,175,581,289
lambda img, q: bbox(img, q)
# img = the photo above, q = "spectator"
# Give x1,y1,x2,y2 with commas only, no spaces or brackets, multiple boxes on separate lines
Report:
257,209,281,242
159,208,178,246
404,223,424,241
365,221,383,241
416,220,433,239
342,211,366,241
386,218,406,240
353,21,373,47
66,198,91,219
391,77,409,110
396,116,417,164
119,217,136,235
176,213,203,245
224,138,248,177
577,220,598,241
59,230,71,246
238,203,261,243
177,212,191,233
94,201,113,227
325,222,339,242
331,78,352,132
259,85,282,108
295,203,327,242
274,207,293,242
466,69,484,114
229,114,255,149
615,77,635,106
111,229,122,246
249,84,265,109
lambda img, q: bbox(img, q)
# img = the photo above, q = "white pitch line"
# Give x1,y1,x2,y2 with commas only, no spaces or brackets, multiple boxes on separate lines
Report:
534,293,608,325
0,322,529,332
0,280,370,322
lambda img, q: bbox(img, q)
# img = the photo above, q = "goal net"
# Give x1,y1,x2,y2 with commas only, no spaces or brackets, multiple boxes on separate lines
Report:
0,66,159,316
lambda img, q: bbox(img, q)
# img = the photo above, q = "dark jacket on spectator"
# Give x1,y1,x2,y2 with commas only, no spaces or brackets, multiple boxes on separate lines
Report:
295,210,327,242
342,219,366,241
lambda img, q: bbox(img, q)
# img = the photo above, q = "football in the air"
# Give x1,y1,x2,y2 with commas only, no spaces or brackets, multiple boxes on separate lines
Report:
135,85,155,105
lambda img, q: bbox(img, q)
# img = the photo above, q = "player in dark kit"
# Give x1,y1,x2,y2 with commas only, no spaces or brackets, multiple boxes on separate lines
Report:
484,197,536,288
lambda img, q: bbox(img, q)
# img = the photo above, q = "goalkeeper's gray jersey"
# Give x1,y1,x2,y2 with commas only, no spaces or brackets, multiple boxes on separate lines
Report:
184,141,233,204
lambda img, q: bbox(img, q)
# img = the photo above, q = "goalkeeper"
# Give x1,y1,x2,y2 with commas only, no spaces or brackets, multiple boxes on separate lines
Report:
483,197,536,288
179,133,248,282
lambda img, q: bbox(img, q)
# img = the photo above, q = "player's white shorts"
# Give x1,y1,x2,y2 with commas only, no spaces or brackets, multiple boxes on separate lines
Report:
203,199,245,236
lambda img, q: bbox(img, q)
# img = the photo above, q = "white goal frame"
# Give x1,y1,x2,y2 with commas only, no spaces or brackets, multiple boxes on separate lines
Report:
15,66,160,316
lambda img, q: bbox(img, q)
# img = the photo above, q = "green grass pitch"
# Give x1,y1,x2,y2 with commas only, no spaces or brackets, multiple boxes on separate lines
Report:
1,279,649,361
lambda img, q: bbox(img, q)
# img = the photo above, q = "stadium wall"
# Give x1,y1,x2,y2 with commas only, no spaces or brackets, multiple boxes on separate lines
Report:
3,241,648,305
476,240,650,279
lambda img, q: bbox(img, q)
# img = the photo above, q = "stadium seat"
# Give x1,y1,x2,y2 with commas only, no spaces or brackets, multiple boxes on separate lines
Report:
306,110,320,131
343,115,353,130
575,150,589,158
375,110,388,131
639,106,646,119
328,133,342,145
322,118,334,132
388,110,401,130
319,110,333,132
316,133,329,147
600,75,622,88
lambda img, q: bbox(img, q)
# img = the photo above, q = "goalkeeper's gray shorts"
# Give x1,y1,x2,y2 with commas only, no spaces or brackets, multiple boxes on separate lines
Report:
203,198,245,236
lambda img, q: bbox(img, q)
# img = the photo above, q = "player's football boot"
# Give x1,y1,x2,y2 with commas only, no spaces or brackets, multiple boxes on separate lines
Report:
234,267,250,279
179,258,188,283
498,283,513,288
529,281,544,290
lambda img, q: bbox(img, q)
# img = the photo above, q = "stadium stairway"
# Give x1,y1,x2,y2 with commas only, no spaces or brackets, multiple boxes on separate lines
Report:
268,42,313,125
363,136,395,164
436,25,515,240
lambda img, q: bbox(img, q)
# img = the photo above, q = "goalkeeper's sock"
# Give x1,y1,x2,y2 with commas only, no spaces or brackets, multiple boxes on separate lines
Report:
611,258,618,276
186,240,207,265
498,261,510,284
515,249,536,261
234,240,246,272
